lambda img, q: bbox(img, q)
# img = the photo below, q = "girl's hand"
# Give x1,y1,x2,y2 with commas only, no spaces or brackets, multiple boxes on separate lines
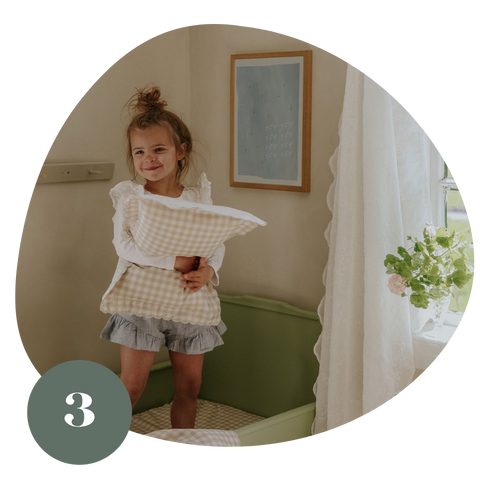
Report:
180,258,214,293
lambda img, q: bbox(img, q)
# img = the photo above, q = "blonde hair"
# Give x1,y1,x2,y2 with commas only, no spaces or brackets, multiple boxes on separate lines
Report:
124,85,193,185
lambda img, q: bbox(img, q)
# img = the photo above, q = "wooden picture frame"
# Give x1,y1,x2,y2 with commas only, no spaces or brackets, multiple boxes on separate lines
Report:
230,50,312,192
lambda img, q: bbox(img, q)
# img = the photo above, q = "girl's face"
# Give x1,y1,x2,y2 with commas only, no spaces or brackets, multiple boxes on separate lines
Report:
130,126,185,185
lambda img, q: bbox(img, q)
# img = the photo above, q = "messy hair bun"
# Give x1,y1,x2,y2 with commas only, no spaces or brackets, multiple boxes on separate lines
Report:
128,85,169,114
125,85,194,185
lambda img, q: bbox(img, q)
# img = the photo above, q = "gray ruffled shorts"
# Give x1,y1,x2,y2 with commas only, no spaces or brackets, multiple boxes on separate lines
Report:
100,313,227,355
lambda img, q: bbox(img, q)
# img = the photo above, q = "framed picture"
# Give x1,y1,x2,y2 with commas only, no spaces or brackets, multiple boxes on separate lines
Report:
230,50,312,192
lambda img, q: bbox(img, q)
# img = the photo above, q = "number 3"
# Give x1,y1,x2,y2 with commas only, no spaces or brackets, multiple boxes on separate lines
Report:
64,392,95,427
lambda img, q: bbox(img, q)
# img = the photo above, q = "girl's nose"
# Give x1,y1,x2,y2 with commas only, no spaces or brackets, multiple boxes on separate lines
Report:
146,154,156,162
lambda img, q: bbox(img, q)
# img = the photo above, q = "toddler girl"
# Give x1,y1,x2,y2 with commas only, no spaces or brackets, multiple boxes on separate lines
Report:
100,86,226,429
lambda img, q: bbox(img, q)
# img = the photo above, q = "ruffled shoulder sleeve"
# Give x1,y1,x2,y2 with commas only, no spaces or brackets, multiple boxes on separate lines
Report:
109,181,143,208
183,172,213,205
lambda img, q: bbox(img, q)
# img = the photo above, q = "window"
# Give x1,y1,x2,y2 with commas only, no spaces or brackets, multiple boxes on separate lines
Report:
431,148,474,322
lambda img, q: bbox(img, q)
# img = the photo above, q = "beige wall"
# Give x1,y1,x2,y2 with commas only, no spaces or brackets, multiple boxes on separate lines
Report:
16,25,347,375
187,25,347,310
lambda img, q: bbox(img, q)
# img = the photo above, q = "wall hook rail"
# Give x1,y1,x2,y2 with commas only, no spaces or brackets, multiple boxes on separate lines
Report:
37,162,115,184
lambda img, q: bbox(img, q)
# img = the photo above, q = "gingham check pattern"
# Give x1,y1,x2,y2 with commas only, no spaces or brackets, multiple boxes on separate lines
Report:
123,195,261,257
101,194,264,324
100,264,221,325
146,428,241,447
131,398,264,435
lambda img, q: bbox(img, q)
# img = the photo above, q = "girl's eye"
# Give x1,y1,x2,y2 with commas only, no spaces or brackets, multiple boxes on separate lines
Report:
155,147,164,153
134,150,144,155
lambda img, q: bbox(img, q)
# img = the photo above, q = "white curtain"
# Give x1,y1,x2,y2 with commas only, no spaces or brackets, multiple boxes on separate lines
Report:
312,65,435,434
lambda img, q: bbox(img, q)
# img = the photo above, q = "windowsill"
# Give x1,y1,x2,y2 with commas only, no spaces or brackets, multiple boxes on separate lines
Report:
412,316,460,371
443,310,463,328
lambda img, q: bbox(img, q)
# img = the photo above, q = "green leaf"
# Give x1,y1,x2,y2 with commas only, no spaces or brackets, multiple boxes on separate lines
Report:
409,279,425,292
435,227,451,248
450,270,472,289
395,261,412,279
386,264,396,274
421,256,432,269
453,258,466,270
430,264,440,277
427,286,449,300
410,292,429,309
384,254,400,267
436,227,448,237
398,247,413,266
411,253,423,269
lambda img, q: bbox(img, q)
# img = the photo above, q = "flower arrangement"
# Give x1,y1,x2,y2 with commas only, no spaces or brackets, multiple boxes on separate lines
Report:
384,224,473,309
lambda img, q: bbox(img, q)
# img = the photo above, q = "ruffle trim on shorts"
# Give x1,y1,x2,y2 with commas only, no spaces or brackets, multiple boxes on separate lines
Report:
100,314,227,354
167,321,227,354
100,314,162,352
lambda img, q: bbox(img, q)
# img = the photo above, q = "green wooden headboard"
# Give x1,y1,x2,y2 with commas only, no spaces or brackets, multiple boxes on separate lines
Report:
200,295,322,418
131,295,322,417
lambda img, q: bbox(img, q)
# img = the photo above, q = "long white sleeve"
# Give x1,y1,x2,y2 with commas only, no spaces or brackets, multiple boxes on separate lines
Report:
206,244,225,286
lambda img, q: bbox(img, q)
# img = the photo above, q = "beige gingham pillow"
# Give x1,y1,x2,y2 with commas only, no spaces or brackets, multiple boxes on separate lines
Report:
101,265,221,325
101,195,265,325
143,428,240,450
123,195,265,257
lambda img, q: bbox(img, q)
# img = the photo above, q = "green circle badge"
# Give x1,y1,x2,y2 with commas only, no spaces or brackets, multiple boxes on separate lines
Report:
27,360,132,465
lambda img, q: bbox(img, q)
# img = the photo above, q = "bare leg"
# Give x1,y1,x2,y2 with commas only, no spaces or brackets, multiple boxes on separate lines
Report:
169,350,204,429
120,345,157,409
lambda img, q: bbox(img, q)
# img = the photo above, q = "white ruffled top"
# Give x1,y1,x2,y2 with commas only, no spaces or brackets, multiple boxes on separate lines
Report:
109,171,214,208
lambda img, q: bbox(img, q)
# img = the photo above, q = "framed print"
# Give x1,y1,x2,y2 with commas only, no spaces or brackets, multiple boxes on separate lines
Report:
230,50,312,192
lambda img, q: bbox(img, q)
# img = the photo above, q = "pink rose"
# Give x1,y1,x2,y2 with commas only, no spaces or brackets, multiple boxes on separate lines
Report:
388,274,406,295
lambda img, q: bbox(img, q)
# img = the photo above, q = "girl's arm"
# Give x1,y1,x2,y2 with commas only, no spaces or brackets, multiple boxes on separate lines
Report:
205,243,225,286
